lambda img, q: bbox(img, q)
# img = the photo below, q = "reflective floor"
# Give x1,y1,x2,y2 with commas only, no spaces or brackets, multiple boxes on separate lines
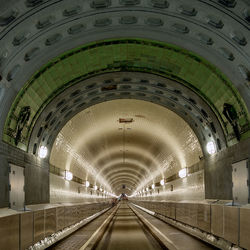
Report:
48,201,218,250
48,208,115,250
96,203,163,250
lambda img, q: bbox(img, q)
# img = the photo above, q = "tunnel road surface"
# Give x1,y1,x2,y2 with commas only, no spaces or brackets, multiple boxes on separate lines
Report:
94,202,165,250
48,201,218,250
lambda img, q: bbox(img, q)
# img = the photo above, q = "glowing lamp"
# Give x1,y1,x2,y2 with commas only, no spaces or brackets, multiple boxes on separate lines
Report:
178,168,187,178
38,146,47,158
206,141,216,155
65,171,73,181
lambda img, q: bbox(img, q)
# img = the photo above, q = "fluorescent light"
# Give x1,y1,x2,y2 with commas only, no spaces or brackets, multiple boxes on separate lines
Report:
178,168,187,178
85,181,90,187
65,171,73,181
38,146,47,158
152,184,155,189
94,185,98,190
206,141,216,155
160,179,165,186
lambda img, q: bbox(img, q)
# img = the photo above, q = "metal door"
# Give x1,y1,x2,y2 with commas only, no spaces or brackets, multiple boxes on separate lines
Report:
9,164,25,210
232,159,249,204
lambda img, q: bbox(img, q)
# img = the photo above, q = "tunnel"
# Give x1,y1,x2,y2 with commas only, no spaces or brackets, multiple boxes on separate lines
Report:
0,0,249,249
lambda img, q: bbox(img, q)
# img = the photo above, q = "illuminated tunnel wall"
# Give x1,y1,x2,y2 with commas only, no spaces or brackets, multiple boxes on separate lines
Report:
0,0,249,206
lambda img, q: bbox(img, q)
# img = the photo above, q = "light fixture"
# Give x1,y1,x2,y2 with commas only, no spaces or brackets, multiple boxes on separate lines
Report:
100,188,103,192
38,146,48,158
65,171,73,181
146,187,149,191
119,118,133,123
152,184,155,189
85,181,90,187
206,141,216,155
94,185,98,190
178,168,187,178
160,179,165,186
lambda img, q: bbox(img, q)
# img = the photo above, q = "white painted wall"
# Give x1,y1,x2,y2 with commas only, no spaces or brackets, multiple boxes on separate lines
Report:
136,170,205,202
50,173,109,204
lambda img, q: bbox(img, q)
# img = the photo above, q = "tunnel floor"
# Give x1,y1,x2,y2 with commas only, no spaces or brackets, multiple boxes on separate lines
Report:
48,201,218,250
95,202,163,250
47,207,116,250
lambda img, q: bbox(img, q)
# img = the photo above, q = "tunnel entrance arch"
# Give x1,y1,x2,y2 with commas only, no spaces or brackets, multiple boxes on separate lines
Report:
3,39,249,155
26,71,225,160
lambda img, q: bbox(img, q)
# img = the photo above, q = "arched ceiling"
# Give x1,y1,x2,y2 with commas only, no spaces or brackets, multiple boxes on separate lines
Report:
0,0,249,197
0,0,249,154
2,39,249,151
50,99,203,195
27,72,227,158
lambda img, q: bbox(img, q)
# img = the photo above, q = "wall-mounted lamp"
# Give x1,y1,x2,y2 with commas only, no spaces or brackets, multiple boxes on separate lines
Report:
178,168,187,178
85,181,90,187
94,185,98,190
152,184,155,189
206,141,216,155
38,146,48,158
160,179,165,186
146,187,149,191
65,171,73,181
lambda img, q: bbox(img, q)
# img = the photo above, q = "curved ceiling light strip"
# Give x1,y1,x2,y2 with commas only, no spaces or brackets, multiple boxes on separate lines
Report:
94,159,153,188
95,159,150,177
110,178,138,188
108,172,142,184
105,173,145,189
100,164,148,181
51,132,161,180
91,143,165,176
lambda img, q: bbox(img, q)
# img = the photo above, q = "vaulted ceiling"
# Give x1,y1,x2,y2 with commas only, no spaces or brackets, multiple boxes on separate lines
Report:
50,99,202,195
0,0,249,195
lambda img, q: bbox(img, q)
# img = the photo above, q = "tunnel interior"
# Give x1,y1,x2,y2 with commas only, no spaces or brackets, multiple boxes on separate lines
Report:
0,0,250,249
49,98,203,201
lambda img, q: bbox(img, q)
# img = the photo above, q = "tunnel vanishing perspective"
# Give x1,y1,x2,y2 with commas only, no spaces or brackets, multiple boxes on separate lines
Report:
50,99,203,201
0,0,249,249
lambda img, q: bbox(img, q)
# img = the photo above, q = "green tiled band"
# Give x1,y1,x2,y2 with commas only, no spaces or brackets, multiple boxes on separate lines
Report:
4,38,249,150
